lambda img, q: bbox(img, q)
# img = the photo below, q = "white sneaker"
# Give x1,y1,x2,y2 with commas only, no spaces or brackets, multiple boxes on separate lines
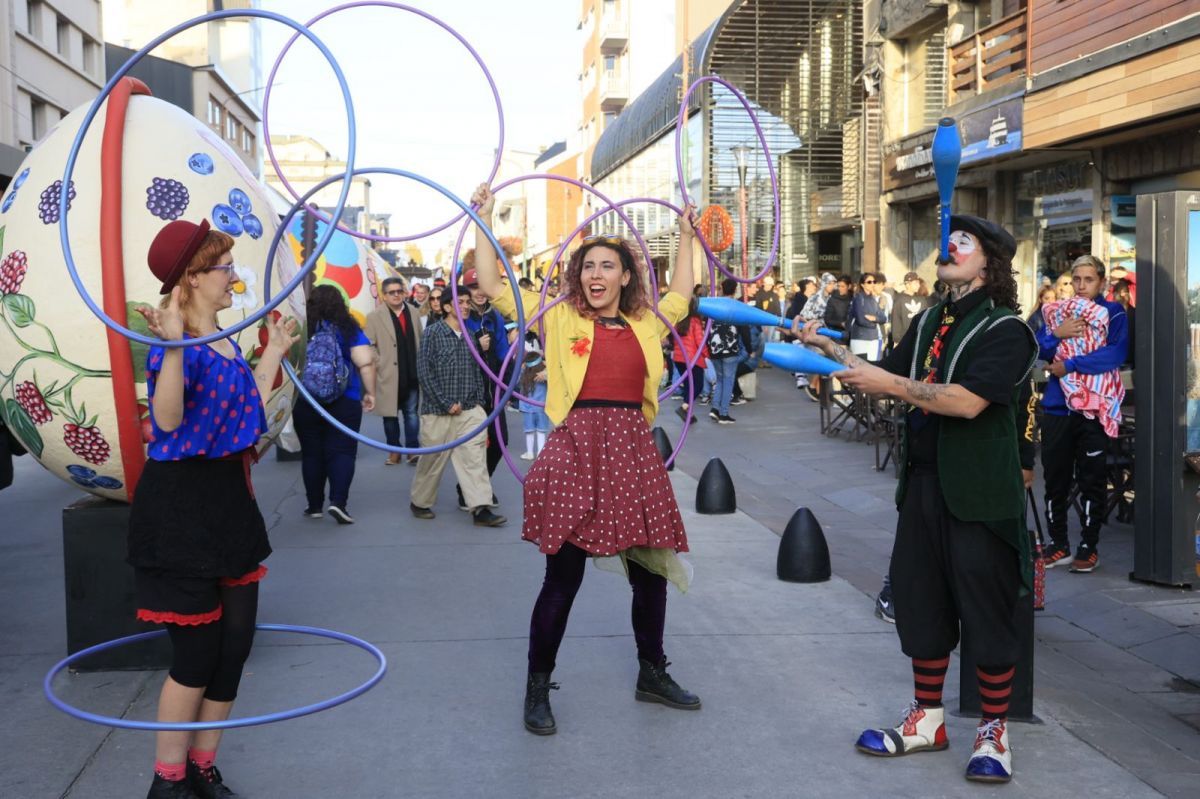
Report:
965,719,1012,783
855,702,948,757
520,452,534,461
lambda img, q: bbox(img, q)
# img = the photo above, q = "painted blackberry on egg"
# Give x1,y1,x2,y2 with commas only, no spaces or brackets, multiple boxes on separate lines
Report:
145,177,190,221
37,180,76,224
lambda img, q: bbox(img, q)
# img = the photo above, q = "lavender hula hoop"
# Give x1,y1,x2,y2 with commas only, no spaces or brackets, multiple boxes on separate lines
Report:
467,192,709,480
674,75,781,283
262,2,503,243
44,624,386,731
261,167,524,456
58,7,357,350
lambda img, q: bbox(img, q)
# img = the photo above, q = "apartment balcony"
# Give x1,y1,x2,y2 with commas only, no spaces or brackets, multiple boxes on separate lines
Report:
599,10,628,53
949,9,1028,102
599,69,629,112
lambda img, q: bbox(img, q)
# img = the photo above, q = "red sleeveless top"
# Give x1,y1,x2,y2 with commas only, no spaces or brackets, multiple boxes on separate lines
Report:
576,323,646,405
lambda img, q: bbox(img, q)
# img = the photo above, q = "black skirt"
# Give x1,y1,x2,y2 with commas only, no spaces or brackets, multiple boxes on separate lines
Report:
128,452,271,580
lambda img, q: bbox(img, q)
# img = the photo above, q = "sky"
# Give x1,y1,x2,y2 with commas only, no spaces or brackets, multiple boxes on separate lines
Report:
257,0,581,259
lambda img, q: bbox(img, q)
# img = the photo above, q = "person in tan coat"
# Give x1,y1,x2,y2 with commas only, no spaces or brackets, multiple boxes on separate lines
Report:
364,277,423,465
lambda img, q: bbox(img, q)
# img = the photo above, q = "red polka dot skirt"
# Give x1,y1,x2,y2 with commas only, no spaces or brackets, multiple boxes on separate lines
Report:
522,407,688,556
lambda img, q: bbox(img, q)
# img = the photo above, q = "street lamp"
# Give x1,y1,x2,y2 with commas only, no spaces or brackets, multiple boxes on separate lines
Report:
730,143,752,284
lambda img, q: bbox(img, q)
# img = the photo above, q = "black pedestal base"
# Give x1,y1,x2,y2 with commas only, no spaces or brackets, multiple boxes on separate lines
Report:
63,496,171,671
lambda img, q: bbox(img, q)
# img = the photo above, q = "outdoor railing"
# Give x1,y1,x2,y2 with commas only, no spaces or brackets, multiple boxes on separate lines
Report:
949,9,1028,101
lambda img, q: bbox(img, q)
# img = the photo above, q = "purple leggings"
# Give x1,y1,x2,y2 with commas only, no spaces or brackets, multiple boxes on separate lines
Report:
528,542,667,673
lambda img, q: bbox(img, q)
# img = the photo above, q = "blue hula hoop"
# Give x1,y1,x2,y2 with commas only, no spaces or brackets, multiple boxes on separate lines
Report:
263,167,524,455
58,8,357,349
44,624,386,731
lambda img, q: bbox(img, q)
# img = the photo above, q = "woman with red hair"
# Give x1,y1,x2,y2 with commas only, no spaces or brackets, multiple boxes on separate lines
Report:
133,219,298,798
470,184,701,736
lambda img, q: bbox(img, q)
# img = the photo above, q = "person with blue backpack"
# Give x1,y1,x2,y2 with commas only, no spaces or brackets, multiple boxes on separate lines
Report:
293,284,376,524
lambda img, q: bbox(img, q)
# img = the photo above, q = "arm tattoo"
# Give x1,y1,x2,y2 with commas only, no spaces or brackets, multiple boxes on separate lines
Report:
829,344,866,369
894,377,951,404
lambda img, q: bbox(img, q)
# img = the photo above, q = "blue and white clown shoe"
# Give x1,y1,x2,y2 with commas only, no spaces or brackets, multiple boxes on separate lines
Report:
965,719,1012,783
855,701,949,757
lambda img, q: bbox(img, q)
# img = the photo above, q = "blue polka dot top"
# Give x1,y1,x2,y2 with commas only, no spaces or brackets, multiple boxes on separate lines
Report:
146,342,268,461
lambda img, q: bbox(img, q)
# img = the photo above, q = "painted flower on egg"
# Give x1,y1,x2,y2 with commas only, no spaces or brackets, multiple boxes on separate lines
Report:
230,264,258,310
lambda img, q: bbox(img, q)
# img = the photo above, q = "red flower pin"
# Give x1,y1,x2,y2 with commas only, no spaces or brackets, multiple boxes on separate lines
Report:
569,336,591,357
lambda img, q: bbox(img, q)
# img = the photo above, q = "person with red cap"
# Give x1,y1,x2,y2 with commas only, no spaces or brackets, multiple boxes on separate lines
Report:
131,218,298,799
799,215,1037,784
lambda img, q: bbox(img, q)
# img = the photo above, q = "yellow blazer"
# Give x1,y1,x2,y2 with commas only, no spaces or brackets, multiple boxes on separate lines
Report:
491,287,689,426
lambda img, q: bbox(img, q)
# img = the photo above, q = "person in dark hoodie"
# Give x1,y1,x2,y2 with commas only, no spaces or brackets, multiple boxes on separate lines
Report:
822,274,853,341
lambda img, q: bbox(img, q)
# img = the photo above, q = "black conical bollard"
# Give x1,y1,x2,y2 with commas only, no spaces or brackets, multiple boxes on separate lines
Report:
777,507,831,583
652,426,674,472
695,457,736,514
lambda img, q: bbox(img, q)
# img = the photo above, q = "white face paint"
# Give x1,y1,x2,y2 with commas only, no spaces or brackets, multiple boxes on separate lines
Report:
949,230,978,258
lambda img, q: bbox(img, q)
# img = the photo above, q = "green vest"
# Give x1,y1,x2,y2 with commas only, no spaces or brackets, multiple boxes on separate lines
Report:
894,297,1038,587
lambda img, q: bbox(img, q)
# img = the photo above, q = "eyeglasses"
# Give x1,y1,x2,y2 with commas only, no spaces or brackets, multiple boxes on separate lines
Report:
581,234,625,247
384,289,405,296
202,264,234,276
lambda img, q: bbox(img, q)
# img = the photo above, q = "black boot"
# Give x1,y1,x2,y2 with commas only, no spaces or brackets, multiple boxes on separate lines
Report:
524,672,559,735
635,658,701,710
146,774,200,799
186,760,239,798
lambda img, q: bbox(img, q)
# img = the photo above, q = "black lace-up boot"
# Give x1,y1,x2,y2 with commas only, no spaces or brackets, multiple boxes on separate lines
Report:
524,672,559,735
635,658,701,710
146,774,200,799
186,760,239,798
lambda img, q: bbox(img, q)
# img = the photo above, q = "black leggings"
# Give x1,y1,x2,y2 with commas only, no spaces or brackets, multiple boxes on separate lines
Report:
165,582,259,702
528,542,667,673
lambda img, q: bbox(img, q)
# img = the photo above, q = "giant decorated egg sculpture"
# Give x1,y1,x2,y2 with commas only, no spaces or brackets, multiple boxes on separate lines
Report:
0,79,306,502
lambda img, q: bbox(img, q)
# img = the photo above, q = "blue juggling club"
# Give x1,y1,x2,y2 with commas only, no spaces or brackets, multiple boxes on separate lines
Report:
697,297,843,339
761,343,843,376
931,117,962,264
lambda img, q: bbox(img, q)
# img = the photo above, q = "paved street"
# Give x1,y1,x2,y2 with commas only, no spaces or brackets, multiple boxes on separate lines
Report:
3,368,1199,798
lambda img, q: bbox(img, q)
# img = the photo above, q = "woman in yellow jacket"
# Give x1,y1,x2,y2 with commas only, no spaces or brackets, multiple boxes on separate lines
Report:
470,184,700,736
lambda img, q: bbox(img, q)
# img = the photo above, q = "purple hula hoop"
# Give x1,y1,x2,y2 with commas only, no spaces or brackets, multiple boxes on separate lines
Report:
675,75,781,283
262,2,504,243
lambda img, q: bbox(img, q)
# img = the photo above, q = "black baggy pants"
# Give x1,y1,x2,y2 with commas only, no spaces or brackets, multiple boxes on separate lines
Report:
890,469,1021,668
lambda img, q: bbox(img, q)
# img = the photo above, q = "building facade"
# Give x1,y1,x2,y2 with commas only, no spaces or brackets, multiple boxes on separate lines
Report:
102,0,263,177
591,0,867,286
1,0,105,188
876,0,1200,308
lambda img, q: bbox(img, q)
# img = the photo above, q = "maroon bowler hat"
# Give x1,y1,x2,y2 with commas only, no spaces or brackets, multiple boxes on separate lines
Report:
147,218,211,294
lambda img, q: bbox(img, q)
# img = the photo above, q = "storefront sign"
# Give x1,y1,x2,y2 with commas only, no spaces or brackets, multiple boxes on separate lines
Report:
1034,189,1092,223
1018,161,1089,199
960,96,1023,166
883,130,934,192
884,95,1024,191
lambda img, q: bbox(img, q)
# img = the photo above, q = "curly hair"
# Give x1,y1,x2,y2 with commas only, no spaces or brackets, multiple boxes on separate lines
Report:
561,237,651,320
306,284,361,341
983,253,1021,313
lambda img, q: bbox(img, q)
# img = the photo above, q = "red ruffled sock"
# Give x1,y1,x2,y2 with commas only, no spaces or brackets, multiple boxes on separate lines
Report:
154,760,186,782
188,748,217,771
